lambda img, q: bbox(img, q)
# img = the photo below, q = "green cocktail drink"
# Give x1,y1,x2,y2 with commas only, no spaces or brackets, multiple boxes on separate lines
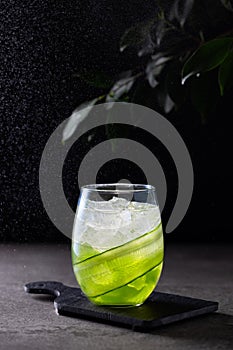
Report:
72,185,164,307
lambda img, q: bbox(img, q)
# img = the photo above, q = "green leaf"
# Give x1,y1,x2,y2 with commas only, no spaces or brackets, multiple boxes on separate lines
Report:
191,71,220,120
218,51,233,95
146,55,171,88
137,33,155,57
220,0,233,12
62,98,98,143
169,0,194,27
106,74,136,103
154,19,166,46
120,20,154,52
155,82,175,114
164,94,175,113
182,38,233,84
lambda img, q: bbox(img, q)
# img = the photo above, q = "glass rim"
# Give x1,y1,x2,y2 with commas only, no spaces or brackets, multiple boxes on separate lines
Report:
81,183,156,193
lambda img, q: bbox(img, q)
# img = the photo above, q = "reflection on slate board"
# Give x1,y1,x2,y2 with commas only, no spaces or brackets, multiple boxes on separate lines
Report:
25,281,218,332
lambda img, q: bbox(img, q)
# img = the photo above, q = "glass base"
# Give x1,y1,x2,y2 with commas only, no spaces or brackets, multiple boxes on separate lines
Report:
89,301,143,308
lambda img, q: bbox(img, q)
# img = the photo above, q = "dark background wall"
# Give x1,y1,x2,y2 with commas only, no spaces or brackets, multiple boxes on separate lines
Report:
1,0,232,242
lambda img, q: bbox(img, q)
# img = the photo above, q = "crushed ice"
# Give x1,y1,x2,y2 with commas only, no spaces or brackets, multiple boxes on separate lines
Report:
73,197,161,251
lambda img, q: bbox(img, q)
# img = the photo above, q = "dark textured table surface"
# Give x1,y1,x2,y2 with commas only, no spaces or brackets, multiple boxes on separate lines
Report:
0,243,232,350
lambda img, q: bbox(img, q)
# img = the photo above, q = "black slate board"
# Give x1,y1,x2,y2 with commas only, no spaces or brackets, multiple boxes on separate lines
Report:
24,281,218,332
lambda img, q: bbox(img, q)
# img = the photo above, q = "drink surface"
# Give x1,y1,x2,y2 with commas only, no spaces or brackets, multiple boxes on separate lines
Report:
72,197,164,306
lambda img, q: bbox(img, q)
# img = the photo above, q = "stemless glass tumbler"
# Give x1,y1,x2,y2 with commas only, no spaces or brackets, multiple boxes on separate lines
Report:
71,184,164,307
